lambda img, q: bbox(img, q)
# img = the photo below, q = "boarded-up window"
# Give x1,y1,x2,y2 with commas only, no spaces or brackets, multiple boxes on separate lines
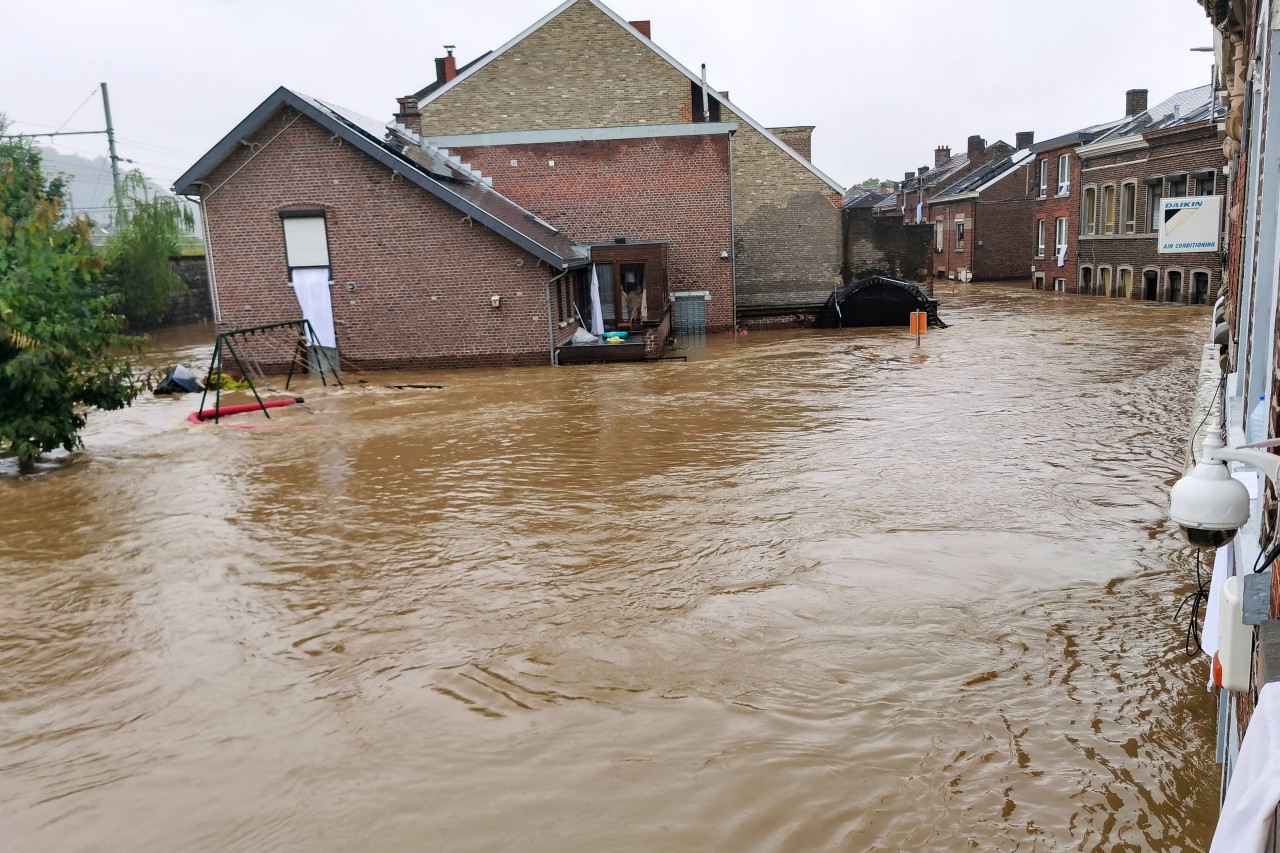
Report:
283,216,330,268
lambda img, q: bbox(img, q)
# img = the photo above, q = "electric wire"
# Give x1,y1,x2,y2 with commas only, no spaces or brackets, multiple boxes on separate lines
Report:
53,87,104,136
1178,550,1210,658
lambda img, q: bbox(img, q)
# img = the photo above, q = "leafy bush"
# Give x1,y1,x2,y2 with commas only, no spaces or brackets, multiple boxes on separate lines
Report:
101,171,195,325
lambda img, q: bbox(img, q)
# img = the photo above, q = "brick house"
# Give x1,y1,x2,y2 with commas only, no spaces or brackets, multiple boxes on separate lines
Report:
1025,125,1110,292
897,135,1018,225
924,150,1036,282
393,0,846,324
1075,85,1225,303
174,87,614,371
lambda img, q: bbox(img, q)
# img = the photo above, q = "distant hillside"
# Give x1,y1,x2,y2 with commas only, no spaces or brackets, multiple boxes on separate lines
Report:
39,146,200,238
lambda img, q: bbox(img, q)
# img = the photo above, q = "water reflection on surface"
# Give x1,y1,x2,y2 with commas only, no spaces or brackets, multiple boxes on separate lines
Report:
0,284,1217,851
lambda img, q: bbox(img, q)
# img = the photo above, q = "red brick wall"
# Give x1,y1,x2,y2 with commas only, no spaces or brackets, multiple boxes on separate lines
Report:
447,134,735,331
201,112,571,371
925,162,1035,281
1029,145,1082,289
1076,123,1224,302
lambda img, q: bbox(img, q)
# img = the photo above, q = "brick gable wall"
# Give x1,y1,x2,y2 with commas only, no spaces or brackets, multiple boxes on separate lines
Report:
447,134,735,330
412,0,842,312
201,112,569,371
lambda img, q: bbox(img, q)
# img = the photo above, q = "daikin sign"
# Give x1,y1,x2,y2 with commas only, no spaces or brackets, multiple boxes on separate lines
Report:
1158,195,1223,253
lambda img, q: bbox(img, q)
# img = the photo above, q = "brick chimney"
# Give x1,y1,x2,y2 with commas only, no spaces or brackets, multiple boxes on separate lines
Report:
1126,88,1149,117
768,126,815,161
435,46,458,85
967,135,986,158
904,171,914,181
629,20,651,39
1015,131,1035,149
935,145,951,167
393,96,421,133
918,165,930,176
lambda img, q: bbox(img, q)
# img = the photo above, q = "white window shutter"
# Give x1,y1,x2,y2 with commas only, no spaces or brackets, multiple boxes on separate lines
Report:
283,217,330,267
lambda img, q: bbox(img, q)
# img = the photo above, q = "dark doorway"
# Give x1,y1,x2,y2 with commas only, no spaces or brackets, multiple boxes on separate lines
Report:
1142,269,1158,301
1079,267,1093,295
1166,270,1183,304
1192,271,1211,305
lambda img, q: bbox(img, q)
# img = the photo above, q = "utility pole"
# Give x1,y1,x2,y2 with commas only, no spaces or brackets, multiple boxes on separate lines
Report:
100,82,125,227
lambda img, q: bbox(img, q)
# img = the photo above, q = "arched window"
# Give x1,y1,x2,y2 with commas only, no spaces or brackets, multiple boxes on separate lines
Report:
1102,184,1116,234
1166,269,1184,303
1099,266,1113,298
1083,186,1097,235
1117,267,1133,299
1120,182,1137,234
1080,266,1094,295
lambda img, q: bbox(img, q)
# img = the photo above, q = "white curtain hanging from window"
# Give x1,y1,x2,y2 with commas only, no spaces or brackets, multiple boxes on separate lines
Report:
291,268,337,348
589,265,605,337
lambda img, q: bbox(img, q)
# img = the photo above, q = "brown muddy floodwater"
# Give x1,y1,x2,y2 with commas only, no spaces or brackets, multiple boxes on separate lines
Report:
1,284,1219,851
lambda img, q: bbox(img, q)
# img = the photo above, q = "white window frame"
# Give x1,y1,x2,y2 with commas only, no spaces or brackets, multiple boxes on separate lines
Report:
1120,181,1137,234
955,215,965,252
1038,158,1048,198
1053,278,1066,292
934,218,944,252
1036,219,1046,258
1056,153,1070,196
1054,217,1068,256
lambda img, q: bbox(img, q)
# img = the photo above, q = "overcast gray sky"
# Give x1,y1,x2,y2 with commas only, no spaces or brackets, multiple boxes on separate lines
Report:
3,0,1215,191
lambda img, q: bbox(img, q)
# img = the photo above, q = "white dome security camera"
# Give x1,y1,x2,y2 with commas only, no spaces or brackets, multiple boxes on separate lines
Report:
1169,455,1250,549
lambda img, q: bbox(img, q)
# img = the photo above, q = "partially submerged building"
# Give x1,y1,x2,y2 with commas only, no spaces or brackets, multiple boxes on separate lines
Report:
393,0,847,325
174,88,616,370
924,150,1035,282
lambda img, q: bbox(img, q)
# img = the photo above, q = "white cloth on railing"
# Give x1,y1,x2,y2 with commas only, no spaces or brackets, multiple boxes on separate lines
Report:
1210,681,1280,852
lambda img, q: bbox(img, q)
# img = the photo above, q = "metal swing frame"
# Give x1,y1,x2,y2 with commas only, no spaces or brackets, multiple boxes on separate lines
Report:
197,319,342,423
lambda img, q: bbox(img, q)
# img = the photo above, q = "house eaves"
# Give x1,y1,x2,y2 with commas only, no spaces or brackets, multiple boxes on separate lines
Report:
1077,133,1149,160
173,87,587,270
410,0,844,194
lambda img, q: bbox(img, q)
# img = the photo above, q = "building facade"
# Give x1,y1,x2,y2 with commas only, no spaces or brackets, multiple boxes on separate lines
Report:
396,0,846,320
428,124,736,331
1075,86,1224,303
925,152,1035,282
175,89,602,371
1027,133,1090,293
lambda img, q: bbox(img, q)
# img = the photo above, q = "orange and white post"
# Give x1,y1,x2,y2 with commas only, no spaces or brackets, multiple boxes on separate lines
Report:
909,311,928,347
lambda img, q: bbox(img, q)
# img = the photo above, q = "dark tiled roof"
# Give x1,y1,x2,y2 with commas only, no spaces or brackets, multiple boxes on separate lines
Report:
932,152,1030,201
841,188,887,209
174,87,587,269
410,53,493,100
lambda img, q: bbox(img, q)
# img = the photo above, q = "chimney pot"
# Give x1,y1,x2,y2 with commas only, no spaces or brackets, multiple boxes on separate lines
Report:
1126,88,1149,116
629,20,651,39
934,145,951,167
1015,131,1035,149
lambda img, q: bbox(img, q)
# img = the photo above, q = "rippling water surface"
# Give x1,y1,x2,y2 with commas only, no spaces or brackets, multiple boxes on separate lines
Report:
0,284,1218,851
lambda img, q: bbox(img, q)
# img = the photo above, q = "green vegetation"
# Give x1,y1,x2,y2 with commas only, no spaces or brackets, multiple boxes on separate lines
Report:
101,170,195,325
0,117,143,471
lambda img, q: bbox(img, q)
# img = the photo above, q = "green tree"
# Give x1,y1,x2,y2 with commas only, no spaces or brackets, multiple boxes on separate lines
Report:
858,177,882,190
102,170,195,325
0,118,142,471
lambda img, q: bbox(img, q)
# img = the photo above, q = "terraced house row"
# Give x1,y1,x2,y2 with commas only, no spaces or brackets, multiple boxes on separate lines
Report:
881,86,1227,306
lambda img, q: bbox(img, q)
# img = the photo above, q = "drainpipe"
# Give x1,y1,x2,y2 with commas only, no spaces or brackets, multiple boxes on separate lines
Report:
728,128,737,330
545,267,572,366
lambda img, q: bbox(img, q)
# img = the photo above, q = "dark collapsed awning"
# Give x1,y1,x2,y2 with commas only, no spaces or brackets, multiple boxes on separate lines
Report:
814,276,947,329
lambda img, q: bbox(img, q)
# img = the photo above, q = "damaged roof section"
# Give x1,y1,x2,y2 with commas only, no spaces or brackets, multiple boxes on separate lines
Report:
173,87,588,270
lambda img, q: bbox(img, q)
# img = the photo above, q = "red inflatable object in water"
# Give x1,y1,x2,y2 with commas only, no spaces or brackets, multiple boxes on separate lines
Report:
188,397,304,424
